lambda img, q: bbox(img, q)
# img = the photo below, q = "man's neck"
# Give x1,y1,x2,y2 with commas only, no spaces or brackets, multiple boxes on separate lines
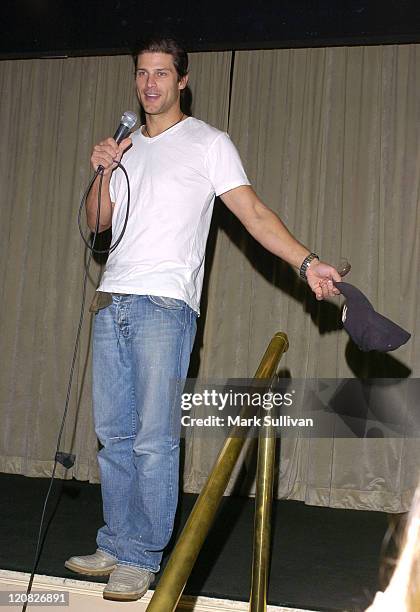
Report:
144,109,185,138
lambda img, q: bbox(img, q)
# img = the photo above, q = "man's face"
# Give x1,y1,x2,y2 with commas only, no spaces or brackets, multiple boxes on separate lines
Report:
135,52,188,116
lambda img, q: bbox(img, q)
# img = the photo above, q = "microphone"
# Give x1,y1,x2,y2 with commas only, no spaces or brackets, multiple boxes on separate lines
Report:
96,111,138,174
112,110,138,144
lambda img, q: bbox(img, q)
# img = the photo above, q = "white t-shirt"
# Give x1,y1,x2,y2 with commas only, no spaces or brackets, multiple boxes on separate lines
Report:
98,116,250,313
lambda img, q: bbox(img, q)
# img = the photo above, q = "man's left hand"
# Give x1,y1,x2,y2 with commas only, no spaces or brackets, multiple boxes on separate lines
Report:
306,261,342,301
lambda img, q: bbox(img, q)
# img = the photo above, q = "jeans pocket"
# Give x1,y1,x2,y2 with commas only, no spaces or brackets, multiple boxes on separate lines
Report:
147,295,185,310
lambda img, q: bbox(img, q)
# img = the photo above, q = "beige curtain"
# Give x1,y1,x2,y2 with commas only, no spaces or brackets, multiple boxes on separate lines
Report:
0,52,232,481
0,46,419,511
184,46,420,512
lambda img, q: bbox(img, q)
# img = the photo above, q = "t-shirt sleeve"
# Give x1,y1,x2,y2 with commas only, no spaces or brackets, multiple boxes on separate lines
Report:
205,132,250,197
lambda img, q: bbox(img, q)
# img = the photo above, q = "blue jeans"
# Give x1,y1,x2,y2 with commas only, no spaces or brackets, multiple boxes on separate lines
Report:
92,294,197,573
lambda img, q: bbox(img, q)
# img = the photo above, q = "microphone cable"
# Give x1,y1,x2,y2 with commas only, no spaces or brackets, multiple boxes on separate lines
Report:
22,160,130,611
77,161,131,255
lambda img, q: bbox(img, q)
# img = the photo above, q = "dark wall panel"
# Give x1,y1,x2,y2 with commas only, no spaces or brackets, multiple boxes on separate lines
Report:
1,0,420,59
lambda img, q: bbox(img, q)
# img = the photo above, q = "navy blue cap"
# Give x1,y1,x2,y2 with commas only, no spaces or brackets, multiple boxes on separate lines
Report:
335,282,411,352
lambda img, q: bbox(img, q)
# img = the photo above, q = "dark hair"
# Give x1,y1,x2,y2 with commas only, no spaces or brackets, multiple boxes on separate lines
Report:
132,37,188,81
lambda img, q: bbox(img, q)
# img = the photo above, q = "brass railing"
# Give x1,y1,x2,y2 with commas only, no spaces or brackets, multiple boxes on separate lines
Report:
146,332,289,612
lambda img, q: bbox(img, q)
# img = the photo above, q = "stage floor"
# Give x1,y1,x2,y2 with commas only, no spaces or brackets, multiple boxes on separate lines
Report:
0,473,387,611
0,569,312,611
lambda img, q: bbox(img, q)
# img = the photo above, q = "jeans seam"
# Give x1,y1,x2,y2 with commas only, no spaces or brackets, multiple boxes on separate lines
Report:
98,545,117,559
131,381,137,435
163,307,189,544
127,300,137,436
116,560,156,572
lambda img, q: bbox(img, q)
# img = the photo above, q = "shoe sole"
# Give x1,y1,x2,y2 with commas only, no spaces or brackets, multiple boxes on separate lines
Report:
103,587,150,602
64,560,117,576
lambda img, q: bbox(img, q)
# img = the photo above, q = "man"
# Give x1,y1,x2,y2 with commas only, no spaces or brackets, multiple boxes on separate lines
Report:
65,38,341,601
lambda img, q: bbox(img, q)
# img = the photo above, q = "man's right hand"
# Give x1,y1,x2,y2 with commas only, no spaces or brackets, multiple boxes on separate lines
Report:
91,137,132,176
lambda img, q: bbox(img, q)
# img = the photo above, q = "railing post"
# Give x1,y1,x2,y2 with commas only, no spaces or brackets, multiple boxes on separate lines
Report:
249,332,288,611
249,412,276,611
146,332,289,612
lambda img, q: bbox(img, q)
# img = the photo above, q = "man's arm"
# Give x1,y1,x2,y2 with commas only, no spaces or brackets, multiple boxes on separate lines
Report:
85,136,131,232
220,185,341,301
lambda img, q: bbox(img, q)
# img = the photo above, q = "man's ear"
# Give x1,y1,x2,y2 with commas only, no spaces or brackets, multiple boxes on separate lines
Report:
178,73,189,91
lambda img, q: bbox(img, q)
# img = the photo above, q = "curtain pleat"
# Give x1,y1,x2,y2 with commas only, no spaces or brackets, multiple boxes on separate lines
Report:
0,52,232,482
184,46,420,511
0,46,418,510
